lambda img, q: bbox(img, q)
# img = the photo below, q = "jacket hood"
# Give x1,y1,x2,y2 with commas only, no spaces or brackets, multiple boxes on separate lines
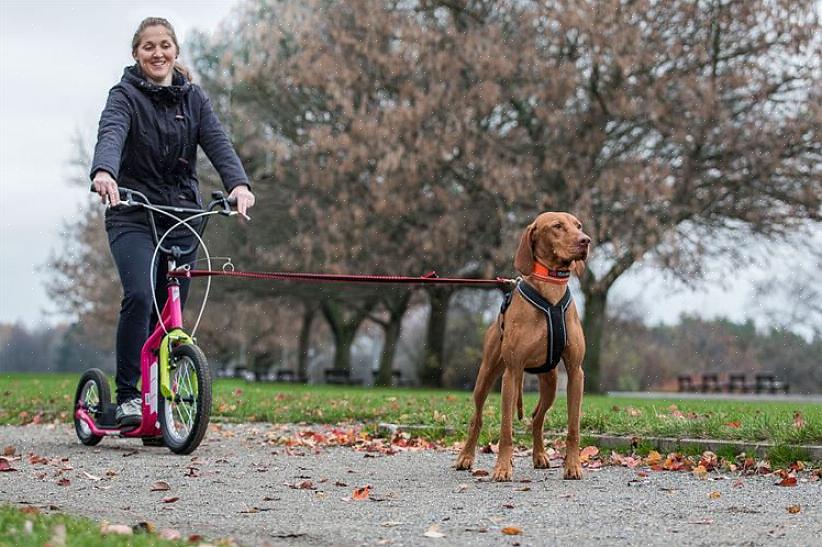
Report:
122,65,191,103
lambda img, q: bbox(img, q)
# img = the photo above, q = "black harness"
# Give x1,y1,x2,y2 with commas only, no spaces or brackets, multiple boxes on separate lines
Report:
499,279,573,374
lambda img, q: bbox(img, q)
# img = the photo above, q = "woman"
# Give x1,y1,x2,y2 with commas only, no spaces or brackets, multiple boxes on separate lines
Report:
90,17,254,426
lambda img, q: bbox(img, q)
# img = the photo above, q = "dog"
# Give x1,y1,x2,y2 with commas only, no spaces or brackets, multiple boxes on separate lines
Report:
455,212,591,481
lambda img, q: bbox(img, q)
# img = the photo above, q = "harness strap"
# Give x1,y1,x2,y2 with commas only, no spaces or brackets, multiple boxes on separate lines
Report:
498,279,572,374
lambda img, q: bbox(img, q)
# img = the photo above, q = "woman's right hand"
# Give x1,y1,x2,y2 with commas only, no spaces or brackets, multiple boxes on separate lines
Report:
92,170,120,206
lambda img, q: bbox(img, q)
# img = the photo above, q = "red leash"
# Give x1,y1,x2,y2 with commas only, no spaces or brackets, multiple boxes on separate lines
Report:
169,268,513,288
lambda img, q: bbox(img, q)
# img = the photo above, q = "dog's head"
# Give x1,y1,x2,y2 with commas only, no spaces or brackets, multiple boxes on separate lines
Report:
515,212,591,277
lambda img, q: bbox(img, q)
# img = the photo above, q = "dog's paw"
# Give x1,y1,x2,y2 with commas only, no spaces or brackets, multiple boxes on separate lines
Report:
563,463,583,480
492,464,513,482
533,451,550,469
454,453,474,471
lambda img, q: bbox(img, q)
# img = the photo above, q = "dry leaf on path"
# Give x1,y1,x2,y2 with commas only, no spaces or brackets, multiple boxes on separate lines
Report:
708,491,721,499
150,480,170,491
352,485,371,500
100,523,133,536
502,526,523,535
787,504,801,514
423,524,445,538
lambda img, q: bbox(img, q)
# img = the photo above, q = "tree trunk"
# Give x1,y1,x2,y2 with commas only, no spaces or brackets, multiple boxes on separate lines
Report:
376,318,402,386
420,287,453,387
581,286,609,394
297,304,315,381
321,298,376,376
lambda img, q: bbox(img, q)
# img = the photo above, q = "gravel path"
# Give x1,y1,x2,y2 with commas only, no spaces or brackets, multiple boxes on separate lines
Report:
1,423,820,546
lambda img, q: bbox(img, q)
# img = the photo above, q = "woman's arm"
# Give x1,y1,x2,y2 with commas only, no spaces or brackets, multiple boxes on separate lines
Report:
90,87,131,205
196,87,254,217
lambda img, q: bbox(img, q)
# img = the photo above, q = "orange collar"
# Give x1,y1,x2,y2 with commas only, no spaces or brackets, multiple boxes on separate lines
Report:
530,261,571,285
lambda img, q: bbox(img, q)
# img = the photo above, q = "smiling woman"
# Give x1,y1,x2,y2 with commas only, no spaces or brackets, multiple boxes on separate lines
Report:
88,16,256,427
131,17,185,86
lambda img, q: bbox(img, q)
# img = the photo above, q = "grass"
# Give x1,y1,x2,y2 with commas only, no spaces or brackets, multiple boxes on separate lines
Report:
2,373,821,449
0,505,190,546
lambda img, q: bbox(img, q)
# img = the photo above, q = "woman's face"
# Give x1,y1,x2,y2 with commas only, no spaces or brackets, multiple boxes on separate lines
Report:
134,25,177,85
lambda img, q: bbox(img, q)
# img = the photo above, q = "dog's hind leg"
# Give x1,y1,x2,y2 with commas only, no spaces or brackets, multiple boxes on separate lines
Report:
532,368,558,469
455,339,503,470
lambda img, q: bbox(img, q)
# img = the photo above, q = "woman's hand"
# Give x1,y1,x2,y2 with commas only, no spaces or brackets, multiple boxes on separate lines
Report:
92,170,120,206
228,184,255,219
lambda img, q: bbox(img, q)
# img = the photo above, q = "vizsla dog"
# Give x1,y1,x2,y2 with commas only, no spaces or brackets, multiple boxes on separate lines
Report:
455,212,591,481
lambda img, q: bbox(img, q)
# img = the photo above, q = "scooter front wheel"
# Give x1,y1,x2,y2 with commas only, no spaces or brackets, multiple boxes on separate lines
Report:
73,369,111,446
159,344,212,454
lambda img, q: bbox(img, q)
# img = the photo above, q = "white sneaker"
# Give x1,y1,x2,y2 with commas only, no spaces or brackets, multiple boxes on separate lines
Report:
115,398,142,427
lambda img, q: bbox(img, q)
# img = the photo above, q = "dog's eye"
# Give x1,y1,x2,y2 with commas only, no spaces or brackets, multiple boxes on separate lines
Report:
552,223,563,229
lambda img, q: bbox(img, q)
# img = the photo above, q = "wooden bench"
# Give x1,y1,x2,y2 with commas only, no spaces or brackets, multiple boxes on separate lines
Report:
324,368,362,385
699,373,722,393
677,374,696,392
754,373,789,394
274,369,306,383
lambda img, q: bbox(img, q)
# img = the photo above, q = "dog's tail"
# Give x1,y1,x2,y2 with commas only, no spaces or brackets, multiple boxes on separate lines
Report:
517,376,524,421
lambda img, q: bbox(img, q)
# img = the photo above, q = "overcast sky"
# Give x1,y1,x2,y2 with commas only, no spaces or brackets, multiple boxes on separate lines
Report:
0,0,817,333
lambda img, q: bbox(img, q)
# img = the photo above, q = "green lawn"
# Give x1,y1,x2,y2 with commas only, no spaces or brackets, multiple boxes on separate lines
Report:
0,505,191,546
3,373,820,449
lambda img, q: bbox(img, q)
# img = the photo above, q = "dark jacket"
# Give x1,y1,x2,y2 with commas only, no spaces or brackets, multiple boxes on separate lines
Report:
90,66,249,228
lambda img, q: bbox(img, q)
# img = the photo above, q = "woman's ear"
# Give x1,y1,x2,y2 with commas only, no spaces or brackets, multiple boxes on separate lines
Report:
572,260,586,279
514,223,535,275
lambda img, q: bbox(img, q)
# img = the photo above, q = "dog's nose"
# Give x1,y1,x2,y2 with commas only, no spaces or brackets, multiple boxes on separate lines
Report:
579,235,591,246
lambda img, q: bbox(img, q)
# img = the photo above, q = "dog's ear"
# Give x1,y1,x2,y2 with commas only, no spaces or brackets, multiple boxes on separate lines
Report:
514,223,535,275
572,260,586,280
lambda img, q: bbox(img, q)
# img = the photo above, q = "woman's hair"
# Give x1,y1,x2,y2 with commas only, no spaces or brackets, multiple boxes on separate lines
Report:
131,17,193,82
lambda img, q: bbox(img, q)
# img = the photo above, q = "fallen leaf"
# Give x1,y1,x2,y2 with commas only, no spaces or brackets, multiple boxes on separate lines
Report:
502,526,523,535
132,522,156,534
81,471,102,481
453,483,469,493
692,465,708,480
787,504,801,514
50,523,66,546
0,457,18,472
56,478,70,487
352,485,371,500
100,523,133,536
381,521,404,527
423,524,445,538
579,446,599,462
724,421,741,429
776,476,797,487
20,506,40,515
161,496,180,504
150,480,170,491
472,469,489,477
290,480,315,490
644,451,662,466
709,491,721,499
625,407,642,417
793,411,805,429
2,446,15,457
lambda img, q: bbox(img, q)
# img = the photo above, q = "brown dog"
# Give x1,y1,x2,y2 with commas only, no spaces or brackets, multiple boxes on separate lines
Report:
455,212,590,481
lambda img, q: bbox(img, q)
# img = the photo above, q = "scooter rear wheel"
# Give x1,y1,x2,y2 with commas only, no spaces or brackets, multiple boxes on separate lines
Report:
159,344,212,454
73,369,111,446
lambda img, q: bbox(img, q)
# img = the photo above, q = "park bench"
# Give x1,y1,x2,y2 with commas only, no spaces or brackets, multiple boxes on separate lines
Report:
699,373,722,393
274,369,306,383
677,374,696,392
754,372,789,394
324,368,363,385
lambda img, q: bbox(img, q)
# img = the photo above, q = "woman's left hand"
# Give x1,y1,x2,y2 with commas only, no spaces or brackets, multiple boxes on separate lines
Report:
228,184,255,219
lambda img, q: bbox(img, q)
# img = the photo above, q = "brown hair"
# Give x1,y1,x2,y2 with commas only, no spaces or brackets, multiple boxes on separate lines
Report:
131,17,193,82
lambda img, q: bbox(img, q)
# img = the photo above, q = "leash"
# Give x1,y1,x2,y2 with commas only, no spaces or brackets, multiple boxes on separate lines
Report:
168,267,515,289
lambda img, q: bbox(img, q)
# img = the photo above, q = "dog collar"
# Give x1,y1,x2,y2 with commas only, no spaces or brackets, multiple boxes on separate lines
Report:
530,261,571,285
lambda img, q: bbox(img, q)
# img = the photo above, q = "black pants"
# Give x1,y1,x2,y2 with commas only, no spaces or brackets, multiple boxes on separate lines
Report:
108,226,197,404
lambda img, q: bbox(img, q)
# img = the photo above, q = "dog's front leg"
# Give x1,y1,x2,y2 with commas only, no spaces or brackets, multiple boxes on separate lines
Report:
492,368,521,481
532,369,558,468
564,364,584,480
